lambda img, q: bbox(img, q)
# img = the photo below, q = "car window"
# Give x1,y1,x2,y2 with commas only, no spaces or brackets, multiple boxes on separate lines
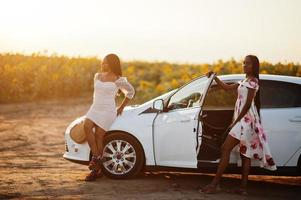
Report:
167,76,210,111
260,80,301,108
203,82,237,110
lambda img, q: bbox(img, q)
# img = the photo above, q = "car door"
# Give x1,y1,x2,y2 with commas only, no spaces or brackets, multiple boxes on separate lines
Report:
153,75,214,168
197,80,238,162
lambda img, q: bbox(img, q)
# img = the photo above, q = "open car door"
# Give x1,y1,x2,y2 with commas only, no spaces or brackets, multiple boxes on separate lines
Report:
153,74,215,168
196,76,238,164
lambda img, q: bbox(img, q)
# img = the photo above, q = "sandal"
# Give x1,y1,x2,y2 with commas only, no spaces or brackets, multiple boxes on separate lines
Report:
226,188,248,196
88,156,101,170
199,184,221,194
84,169,103,181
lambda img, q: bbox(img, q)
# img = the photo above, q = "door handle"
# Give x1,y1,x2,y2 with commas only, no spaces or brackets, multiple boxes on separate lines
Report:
289,119,301,123
180,119,191,123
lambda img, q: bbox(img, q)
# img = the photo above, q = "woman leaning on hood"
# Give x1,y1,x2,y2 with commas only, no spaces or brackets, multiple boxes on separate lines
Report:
83,54,135,181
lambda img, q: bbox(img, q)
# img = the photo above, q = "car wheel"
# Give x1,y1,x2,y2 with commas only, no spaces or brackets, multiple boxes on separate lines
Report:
101,132,144,179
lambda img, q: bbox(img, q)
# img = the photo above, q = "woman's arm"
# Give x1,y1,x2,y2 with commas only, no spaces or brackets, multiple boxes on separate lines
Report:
206,71,238,90
229,87,256,129
214,76,239,91
115,77,135,116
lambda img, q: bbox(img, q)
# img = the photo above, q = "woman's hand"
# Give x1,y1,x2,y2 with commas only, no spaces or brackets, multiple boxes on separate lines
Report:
117,97,131,116
206,71,215,78
117,106,125,116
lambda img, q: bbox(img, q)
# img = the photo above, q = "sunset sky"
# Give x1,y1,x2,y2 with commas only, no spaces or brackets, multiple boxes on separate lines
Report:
0,0,300,63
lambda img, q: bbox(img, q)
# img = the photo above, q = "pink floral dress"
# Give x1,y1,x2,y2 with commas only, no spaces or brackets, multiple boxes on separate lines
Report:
229,78,277,171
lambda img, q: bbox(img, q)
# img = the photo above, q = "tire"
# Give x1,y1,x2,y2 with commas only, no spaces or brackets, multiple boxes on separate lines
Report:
101,132,144,179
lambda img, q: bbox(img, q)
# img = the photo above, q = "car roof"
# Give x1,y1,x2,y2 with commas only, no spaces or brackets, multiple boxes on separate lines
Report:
218,74,301,85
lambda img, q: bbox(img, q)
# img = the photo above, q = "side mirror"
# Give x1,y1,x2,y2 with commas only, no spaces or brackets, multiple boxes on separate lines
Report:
153,99,164,112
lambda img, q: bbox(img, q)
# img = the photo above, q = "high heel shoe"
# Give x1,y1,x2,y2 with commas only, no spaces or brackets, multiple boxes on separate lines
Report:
88,156,101,170
199,183,221,194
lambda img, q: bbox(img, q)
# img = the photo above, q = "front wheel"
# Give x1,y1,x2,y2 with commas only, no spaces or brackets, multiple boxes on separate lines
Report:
101,132,144,179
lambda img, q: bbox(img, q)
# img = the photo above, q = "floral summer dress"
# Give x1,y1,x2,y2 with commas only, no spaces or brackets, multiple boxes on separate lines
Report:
229,78,277,171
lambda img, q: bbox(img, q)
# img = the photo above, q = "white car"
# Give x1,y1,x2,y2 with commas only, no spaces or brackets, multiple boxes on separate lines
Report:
63,74,301,178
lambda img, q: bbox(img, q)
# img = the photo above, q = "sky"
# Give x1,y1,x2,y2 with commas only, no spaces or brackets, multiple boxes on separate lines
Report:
0,0,300,64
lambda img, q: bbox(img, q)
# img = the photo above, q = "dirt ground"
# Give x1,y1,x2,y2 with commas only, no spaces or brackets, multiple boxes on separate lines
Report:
0,98,300,200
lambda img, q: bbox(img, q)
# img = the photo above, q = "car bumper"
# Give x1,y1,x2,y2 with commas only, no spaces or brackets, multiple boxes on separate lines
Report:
63,120,91,162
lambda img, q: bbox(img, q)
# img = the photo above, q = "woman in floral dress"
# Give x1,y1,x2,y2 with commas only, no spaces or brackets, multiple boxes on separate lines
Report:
201,55,276,195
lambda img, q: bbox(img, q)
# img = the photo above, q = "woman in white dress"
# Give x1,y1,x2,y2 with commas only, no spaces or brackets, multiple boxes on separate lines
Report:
201,55,276,195
83,54,135,181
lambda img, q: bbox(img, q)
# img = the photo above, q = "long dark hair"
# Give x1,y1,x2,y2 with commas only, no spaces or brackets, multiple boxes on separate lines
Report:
104,54,122,77
246,55,261,117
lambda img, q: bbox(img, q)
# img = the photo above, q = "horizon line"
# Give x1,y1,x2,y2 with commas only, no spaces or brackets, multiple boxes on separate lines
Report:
1,50,300,65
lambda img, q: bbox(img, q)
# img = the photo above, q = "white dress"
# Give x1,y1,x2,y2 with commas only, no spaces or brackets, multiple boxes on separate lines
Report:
85,73,135,131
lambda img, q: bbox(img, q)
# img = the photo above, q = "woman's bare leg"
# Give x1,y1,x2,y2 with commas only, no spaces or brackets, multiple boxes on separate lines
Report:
95,126,106,157
240,154,251,189
201,135,240,193
211,135,240,185
83,118,99,157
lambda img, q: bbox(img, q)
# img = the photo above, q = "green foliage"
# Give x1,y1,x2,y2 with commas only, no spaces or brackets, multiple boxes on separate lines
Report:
0,53,300,104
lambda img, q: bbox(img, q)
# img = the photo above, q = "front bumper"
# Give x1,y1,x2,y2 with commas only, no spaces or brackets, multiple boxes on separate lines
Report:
63,133,91,162
63,116,91,162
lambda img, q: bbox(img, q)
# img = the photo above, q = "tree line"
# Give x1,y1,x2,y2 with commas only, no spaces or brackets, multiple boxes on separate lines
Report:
0,53,300,104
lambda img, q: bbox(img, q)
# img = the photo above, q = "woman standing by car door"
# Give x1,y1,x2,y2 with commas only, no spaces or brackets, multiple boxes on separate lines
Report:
201,55,276,195
83,54,135,181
